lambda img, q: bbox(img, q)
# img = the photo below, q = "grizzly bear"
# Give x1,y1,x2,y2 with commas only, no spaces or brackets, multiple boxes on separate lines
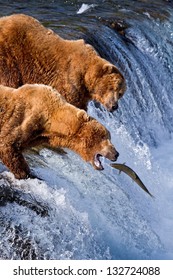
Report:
0,84,119,179
0,14,126,112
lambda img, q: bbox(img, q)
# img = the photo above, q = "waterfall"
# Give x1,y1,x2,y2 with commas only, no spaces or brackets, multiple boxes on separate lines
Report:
0,0,173,260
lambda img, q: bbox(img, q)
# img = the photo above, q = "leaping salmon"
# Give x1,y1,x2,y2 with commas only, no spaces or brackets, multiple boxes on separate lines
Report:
110,163,154,198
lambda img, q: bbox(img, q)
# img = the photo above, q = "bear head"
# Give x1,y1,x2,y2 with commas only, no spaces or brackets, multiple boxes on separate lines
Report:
45,105,119,170
88,63,126,112
72,112,119,169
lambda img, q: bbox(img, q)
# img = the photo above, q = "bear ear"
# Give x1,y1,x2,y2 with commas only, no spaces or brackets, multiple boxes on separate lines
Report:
103,64,119,74
77,110,90,122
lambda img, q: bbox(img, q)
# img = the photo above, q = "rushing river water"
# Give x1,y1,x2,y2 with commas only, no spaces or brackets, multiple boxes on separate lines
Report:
0,0,173,260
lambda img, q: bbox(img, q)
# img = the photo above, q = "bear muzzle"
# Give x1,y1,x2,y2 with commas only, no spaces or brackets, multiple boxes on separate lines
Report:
105,99,119,112
109,102,119,112
92,146,119,170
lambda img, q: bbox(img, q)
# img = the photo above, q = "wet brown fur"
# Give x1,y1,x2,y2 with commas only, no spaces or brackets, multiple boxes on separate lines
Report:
0,14,126,111
0,84,118,179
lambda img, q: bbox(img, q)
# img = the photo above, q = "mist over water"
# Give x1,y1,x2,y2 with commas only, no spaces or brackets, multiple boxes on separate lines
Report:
0,0,173,259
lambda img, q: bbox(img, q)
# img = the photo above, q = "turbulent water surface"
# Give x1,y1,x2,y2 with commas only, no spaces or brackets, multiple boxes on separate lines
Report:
0,0,173,260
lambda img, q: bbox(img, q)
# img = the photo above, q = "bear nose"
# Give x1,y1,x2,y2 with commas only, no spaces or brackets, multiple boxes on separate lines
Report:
111,103,118,111
115,151,119,160
110,149,119,161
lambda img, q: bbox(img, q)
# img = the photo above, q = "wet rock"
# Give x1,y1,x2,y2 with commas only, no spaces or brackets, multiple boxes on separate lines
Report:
97,17,129,36
136,8,170,21
0,177,49,217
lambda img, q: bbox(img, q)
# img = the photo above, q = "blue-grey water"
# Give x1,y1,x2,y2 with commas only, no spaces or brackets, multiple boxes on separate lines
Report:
0,0,173,260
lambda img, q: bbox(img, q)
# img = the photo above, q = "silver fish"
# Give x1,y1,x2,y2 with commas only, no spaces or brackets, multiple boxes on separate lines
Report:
111,163,154,198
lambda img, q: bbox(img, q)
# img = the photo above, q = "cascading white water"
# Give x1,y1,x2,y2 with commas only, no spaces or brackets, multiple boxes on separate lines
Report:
0,0,173,260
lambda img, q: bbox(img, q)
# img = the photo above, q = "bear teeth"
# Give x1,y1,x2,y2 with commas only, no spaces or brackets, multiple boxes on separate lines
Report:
94,154,103,170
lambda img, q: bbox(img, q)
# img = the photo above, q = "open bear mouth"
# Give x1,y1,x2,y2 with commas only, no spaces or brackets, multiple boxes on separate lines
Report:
93,151,119,170
93,154,104,170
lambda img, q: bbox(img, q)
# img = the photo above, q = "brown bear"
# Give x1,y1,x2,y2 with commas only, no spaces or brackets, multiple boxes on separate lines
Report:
0,14,126,112
0,84,119,179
